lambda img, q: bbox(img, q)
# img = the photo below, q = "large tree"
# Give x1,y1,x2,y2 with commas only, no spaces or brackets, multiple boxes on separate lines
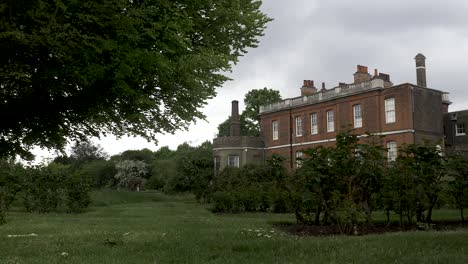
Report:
217,87,281,136
0,0,271,159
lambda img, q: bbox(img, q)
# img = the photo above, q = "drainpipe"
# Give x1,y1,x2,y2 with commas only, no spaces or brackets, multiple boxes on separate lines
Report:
289,108,293,170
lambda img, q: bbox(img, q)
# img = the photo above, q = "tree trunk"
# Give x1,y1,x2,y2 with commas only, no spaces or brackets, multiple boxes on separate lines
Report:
460,208,465,225
426,195,438,224
386,209,391,227
314,204,322,225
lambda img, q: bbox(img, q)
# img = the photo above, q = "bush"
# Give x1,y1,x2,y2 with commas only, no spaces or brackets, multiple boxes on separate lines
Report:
209,164,289,213
22,164,67,213
114,160,149,190
0,161,23,224
22,163,92,213
65,172,92,213
80,160,116,188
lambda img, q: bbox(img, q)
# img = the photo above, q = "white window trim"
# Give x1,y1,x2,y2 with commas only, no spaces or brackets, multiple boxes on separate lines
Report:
455,123,466,136
311,113,318,135
353,104,362,128
385,98,396,124
272,120,279,140
295,116,303,137
327,110,335,132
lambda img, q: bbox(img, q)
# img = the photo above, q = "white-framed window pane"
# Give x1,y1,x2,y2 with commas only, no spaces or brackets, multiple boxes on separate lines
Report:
385,98,395,123
387,141,397,162
327,110,334,132
353,104,362,128
456,123,466,136
296,151,303,168
295,116,303,136
311,113,318,134
272,120,279,140
214,156,220,171
228,155,239,168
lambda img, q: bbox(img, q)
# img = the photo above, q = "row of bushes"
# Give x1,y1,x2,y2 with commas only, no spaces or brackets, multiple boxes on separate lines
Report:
208,132,468,234
0,162,91,224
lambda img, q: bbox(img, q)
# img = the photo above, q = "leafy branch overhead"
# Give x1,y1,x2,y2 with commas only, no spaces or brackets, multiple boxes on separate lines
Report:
0,0,272,159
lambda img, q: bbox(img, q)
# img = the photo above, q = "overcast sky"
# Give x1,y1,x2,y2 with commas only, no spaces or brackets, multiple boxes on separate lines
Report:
31,0,468,162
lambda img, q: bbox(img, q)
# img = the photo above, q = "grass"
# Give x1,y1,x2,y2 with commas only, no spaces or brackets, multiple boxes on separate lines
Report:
0,190,467,264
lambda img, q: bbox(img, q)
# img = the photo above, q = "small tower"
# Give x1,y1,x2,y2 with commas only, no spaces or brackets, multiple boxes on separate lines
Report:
415,53,427,87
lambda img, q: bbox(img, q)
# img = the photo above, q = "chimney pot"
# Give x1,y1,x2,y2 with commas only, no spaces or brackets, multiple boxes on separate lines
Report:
322,82,325,89
374,69,378,76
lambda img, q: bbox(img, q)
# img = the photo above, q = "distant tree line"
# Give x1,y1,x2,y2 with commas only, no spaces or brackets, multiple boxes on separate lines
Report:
0,140,214,224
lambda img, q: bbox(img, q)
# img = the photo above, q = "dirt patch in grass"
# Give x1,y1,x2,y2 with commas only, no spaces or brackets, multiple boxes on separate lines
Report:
274,221,466,237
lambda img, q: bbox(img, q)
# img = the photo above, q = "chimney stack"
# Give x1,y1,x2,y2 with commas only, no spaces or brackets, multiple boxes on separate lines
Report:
301,80,317,96
415,53,427,87
230,100,241,136
353,65,371,83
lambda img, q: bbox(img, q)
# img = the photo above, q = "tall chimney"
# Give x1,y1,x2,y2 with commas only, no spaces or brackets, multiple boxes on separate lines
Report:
230,100,241,136
415,53,427,87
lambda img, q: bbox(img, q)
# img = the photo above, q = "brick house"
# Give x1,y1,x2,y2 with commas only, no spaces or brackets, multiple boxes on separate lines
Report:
444,109,468,155
213,54,467,171
258,54,452,168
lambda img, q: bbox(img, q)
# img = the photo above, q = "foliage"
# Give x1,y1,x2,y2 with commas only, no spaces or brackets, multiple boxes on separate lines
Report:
0,160,23,224
21,163,91,213
114,160,149,190
64,171,92,213
0,0,272,159
394,143,446,223
110,148,155,164
292,132,387,233
210,161,290,213
217,88,282,137
80,159,117,188
162,141,213,200
446,154,468,223
54,140,108,166
148,159,179,191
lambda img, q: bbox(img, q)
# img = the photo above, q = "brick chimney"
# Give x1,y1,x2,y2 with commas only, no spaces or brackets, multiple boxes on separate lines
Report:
415,53,427,87
300,80,317,96
353,65,371,83
230,100,241,136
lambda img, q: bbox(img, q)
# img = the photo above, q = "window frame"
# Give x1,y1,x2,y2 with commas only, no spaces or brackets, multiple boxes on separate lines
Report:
327,110,335,132
228,155,239,168
353,104,362,128
272,120,279,140
295,116,303,137
385,98,396,124
310,113,318,135
455,123,466,136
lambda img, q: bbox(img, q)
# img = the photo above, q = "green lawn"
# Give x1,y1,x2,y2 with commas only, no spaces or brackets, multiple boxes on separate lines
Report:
1,190,467,264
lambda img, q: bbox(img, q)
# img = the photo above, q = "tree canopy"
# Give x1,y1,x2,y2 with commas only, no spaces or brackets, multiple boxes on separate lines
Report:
217,87,281,136
0,0,272,159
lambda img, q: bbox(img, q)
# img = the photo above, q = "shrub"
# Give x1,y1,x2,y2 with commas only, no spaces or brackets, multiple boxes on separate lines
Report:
64,172,92,213
114,160,149,190
22,163,92,213
0,161,23,224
